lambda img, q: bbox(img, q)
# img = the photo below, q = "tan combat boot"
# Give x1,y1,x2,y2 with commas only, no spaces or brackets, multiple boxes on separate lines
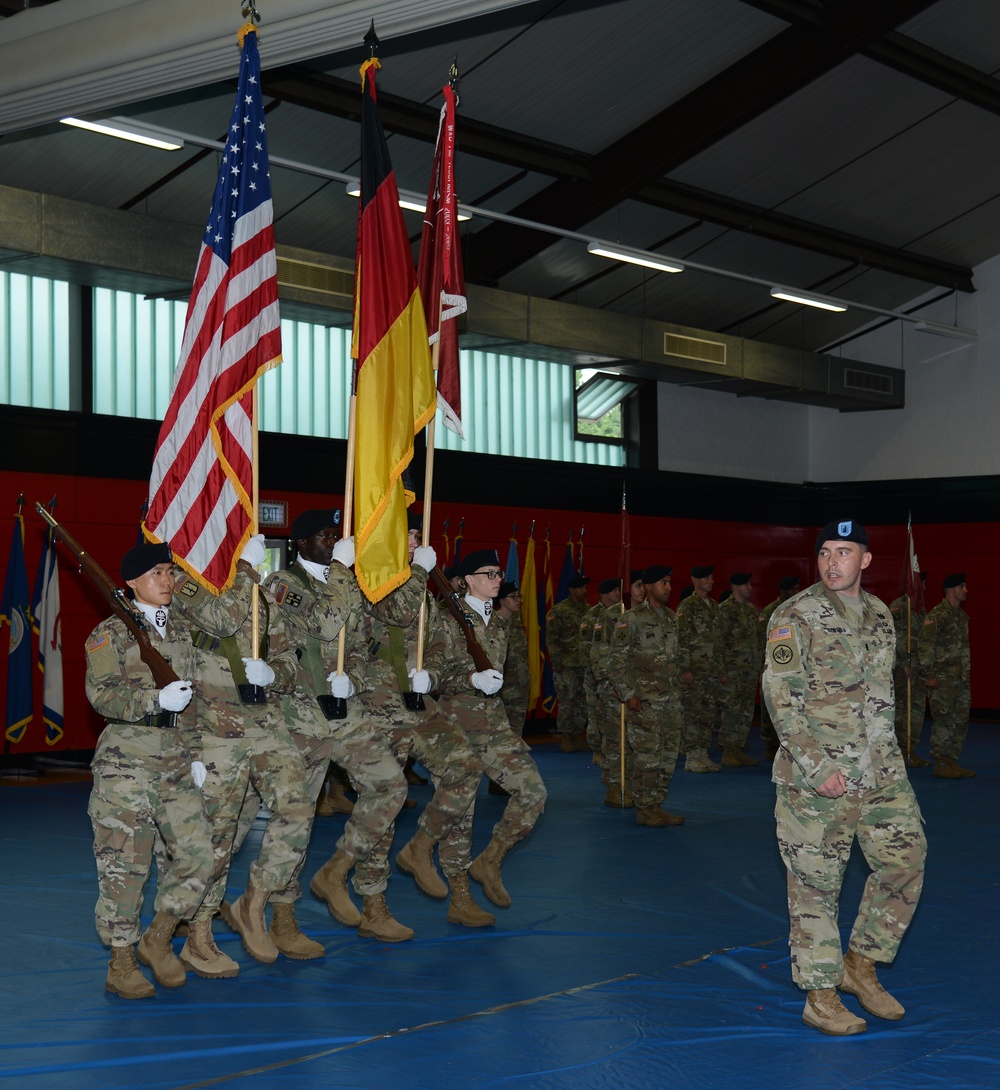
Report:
802,988,867,1035
229,879,279,964
357,894,414,942
269,902,325,960
179,919,240,978
934,757,975,779
635,805,685,827
469,837,512,908
136,910,186,987
106,945,155,999
722,746,760,767
309,849,361,926
396,828,448,898
905,753,932,769
840,949,905,1020
447,872,495,927
685,750,721,773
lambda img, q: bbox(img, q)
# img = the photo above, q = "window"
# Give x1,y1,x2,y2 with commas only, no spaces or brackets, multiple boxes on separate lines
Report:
0,272,72,410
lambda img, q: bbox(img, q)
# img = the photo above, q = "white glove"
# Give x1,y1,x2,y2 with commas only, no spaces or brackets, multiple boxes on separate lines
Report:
408,668,431,694
470,669,504,696
190,761,207,789
331,536,355,567
240,533,267,568
158,679,192,712
327,672,355,698
242,657,275,687
412,545,437,571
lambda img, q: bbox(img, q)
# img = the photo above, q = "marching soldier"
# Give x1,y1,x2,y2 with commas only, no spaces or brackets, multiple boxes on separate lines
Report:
717,572,762,767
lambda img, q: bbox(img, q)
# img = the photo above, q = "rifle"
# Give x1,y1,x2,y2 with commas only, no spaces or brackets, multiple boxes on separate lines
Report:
36,503,179,689
427,565,496,676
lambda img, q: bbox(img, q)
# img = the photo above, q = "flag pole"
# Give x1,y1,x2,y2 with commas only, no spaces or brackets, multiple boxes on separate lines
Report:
250,387,260,659
333,378,358,711
618,483,628,806
415,298,443,675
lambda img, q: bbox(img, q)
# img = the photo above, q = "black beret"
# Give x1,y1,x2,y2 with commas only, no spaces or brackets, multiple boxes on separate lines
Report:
730,572,751,585
121,542,172,581
777,575,801,591
642,564,673,584
678,585,694,601
406,511,423,532
629,570,643,584
497,581,519,599
290,508,340,540
598,578,619,594
568,575,590,589
942,573,966,589
443,565,460,581
815,519,868,556
690,565,713,578
455,549,500,578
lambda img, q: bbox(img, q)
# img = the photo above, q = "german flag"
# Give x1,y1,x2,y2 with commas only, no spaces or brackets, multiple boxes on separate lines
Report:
352,57,436,602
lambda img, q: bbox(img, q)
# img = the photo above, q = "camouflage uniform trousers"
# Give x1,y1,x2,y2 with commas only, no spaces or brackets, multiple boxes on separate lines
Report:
892,669,928,755
626,695,682,809
681,672,718,753
928,677,971,761
353,697,483,894
775,780,926,991
191,720,315,921
583,672,603,753
553,666,588,740
89,724,213,946
437,700,547,875
717,669,759,749
597,690,632,787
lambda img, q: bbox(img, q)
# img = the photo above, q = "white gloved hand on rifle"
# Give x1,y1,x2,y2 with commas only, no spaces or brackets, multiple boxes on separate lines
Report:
158,679,192,712
470,669,503,696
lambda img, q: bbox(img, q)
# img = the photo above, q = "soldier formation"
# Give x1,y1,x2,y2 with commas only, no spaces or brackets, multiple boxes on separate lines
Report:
84,515,974,1037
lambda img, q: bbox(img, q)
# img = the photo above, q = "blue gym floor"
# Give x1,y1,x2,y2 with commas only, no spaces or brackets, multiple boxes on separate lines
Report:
1,725,997,1090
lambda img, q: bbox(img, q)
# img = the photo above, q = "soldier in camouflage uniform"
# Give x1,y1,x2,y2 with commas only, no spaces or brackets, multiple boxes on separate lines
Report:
85,542,213,1000
257,510,415,946
171,541,316,971
677,565,722,772
889,574,931,768
606,565,685,827
762,520,926,1037
425,549,547,914
922,573,974,778
546,575,591,752
717,572,762,768
496,581,530,734
580,578,621,757
758,576,800,759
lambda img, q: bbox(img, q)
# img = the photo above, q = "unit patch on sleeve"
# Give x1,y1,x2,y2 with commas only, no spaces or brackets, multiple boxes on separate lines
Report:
85,631,118,678
767,624,798,672
271,581,303,610
174,574,200,599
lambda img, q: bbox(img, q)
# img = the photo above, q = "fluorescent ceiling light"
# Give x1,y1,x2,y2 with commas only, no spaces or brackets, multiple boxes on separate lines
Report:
914,320,977,342
587,241,684,274
60,116,183,151
344,181,470,221
770,286,847,312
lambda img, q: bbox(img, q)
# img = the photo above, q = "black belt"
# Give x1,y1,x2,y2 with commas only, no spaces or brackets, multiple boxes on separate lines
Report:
108,712,176,729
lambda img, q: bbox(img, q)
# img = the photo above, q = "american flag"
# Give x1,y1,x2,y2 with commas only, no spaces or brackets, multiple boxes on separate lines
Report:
145,24,281,594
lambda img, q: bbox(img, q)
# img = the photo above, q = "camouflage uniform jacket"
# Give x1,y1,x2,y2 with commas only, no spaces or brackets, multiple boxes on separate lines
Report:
578,602,607,685
426,601,510,730
172,570,298,739
718,597,762,673
605,601,681,704
546,596,588,670
501,612,530,710
889,594,926,674
921,599,970,681
675,592,719,675
762,581,904,792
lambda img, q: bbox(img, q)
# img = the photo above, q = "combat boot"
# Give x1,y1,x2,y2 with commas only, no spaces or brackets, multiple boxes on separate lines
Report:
327,778,356,812
722,746,759,767
357,894,414,942
904,752,931,769
685,750,721,773
269,902,325,960
840,949,905,1020
229,878,279,964
934,757,975,778
447,872,495,927
635,806,685,827
106,945,155,999
310,850,361,926
469,836,512,908
179,920,240,979
802,988,867,1036
136,910,186,988
396,828,448,898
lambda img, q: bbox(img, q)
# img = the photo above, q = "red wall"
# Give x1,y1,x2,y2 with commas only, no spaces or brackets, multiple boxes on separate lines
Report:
0,468,994,754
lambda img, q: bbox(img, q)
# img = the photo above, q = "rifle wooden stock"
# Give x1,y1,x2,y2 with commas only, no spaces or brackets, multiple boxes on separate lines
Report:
427,565,494,674
36,503,179,688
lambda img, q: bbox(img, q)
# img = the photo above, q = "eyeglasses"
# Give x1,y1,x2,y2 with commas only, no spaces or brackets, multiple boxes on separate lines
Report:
471,570,503,580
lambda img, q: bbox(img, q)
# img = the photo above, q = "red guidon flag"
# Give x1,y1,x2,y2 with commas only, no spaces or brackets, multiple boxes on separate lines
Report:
417,83,466,438
352,57,436,602
144,25,281,594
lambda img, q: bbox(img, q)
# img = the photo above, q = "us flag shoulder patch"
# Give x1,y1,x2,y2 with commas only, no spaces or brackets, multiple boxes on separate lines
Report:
86,633,110,654
768,625,792,641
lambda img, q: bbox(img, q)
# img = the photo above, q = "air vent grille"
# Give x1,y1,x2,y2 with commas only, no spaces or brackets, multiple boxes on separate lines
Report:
664,332,726,366
276,256,353,298
844,367,893,396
